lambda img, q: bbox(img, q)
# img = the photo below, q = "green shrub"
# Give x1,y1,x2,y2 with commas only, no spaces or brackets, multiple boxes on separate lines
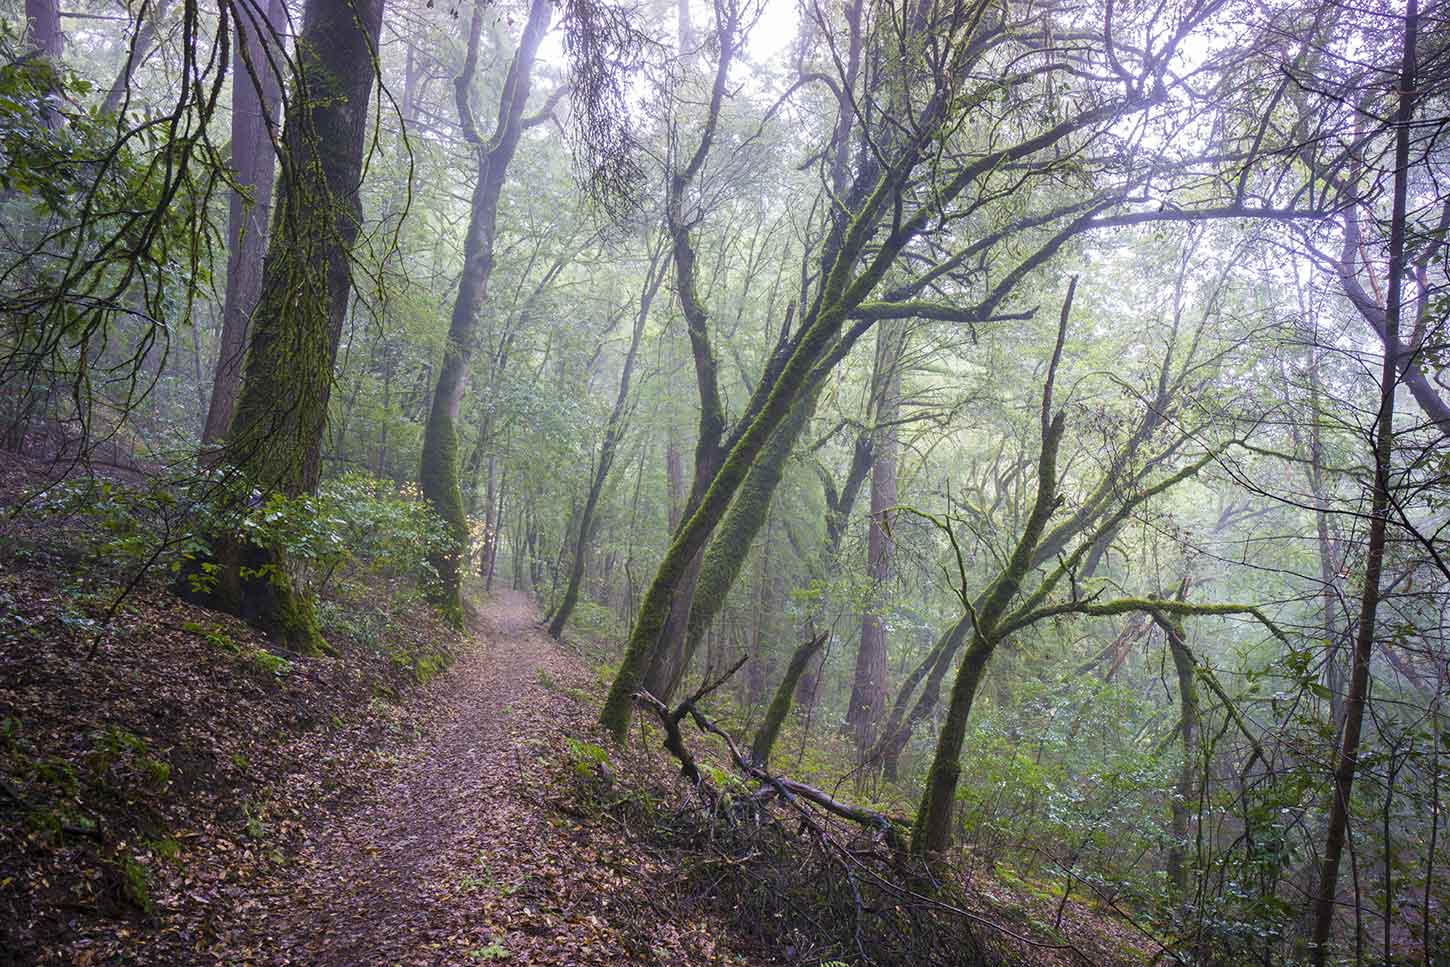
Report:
179,470,454,616
565,737,608,778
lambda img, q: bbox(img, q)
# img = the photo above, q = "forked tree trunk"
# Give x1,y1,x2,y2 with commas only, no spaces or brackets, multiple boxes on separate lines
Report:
419,0,553,624
912,283,1074,853
912,412,1066,855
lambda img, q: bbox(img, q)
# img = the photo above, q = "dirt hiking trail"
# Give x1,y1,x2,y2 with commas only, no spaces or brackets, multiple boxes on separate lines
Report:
211,590,741,967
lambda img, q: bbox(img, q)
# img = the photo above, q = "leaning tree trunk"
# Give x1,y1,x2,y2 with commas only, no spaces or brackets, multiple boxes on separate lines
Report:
203,0,285,447
211,0,385,651
419,0,552,624
751,632,829,767
652,388,819,701
101,0,171,117
1309,2,1414,959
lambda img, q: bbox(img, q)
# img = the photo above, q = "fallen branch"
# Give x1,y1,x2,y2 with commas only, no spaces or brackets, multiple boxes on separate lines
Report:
634,682,911,849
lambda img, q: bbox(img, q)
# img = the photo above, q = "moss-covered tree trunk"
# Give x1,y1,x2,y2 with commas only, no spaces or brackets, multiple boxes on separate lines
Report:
911,412,1066,854
634,6,736,697
650,389,818,701
418,0,552,624
911,631,995,855
751,632,829,767
205,0,385,652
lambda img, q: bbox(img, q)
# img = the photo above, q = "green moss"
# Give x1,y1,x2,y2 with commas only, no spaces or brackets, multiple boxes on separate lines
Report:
668,390,817,700
268,578,330,655
750,632,827,767
184,621,240,653
419,392,467,629
116,852,153,913
250,648,293,677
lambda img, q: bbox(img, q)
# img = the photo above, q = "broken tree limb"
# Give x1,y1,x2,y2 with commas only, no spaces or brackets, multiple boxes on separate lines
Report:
634,683,911,849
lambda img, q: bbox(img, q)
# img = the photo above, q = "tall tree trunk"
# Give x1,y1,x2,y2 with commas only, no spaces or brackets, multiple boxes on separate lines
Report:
665,428,686,532
481,455,499,580
912,283,1074,854
1309,2,1415,959
23,0,61,58
635,6,737,698
848,323,902,749
1305,351,1346,725
208,0,386,651
653,389,818,701
23,0,61,130
418,0,553,624
549,237,666,638
202,0,285,447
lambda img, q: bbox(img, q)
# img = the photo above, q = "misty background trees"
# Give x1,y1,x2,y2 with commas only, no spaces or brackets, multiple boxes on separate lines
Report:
1,0,1447,961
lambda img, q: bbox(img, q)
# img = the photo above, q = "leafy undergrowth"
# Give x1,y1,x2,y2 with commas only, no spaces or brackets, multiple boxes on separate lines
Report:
0,459,459,965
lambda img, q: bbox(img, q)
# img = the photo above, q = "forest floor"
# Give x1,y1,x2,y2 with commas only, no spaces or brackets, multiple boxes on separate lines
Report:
204,590,749,967
1,508,750,967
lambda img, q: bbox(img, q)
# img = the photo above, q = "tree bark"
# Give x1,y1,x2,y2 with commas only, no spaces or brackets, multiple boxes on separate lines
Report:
848,323,903,749
656,388,819,701
203,0,285,447
23,0,61,58
1152,607,1200,900
208,0,386,651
